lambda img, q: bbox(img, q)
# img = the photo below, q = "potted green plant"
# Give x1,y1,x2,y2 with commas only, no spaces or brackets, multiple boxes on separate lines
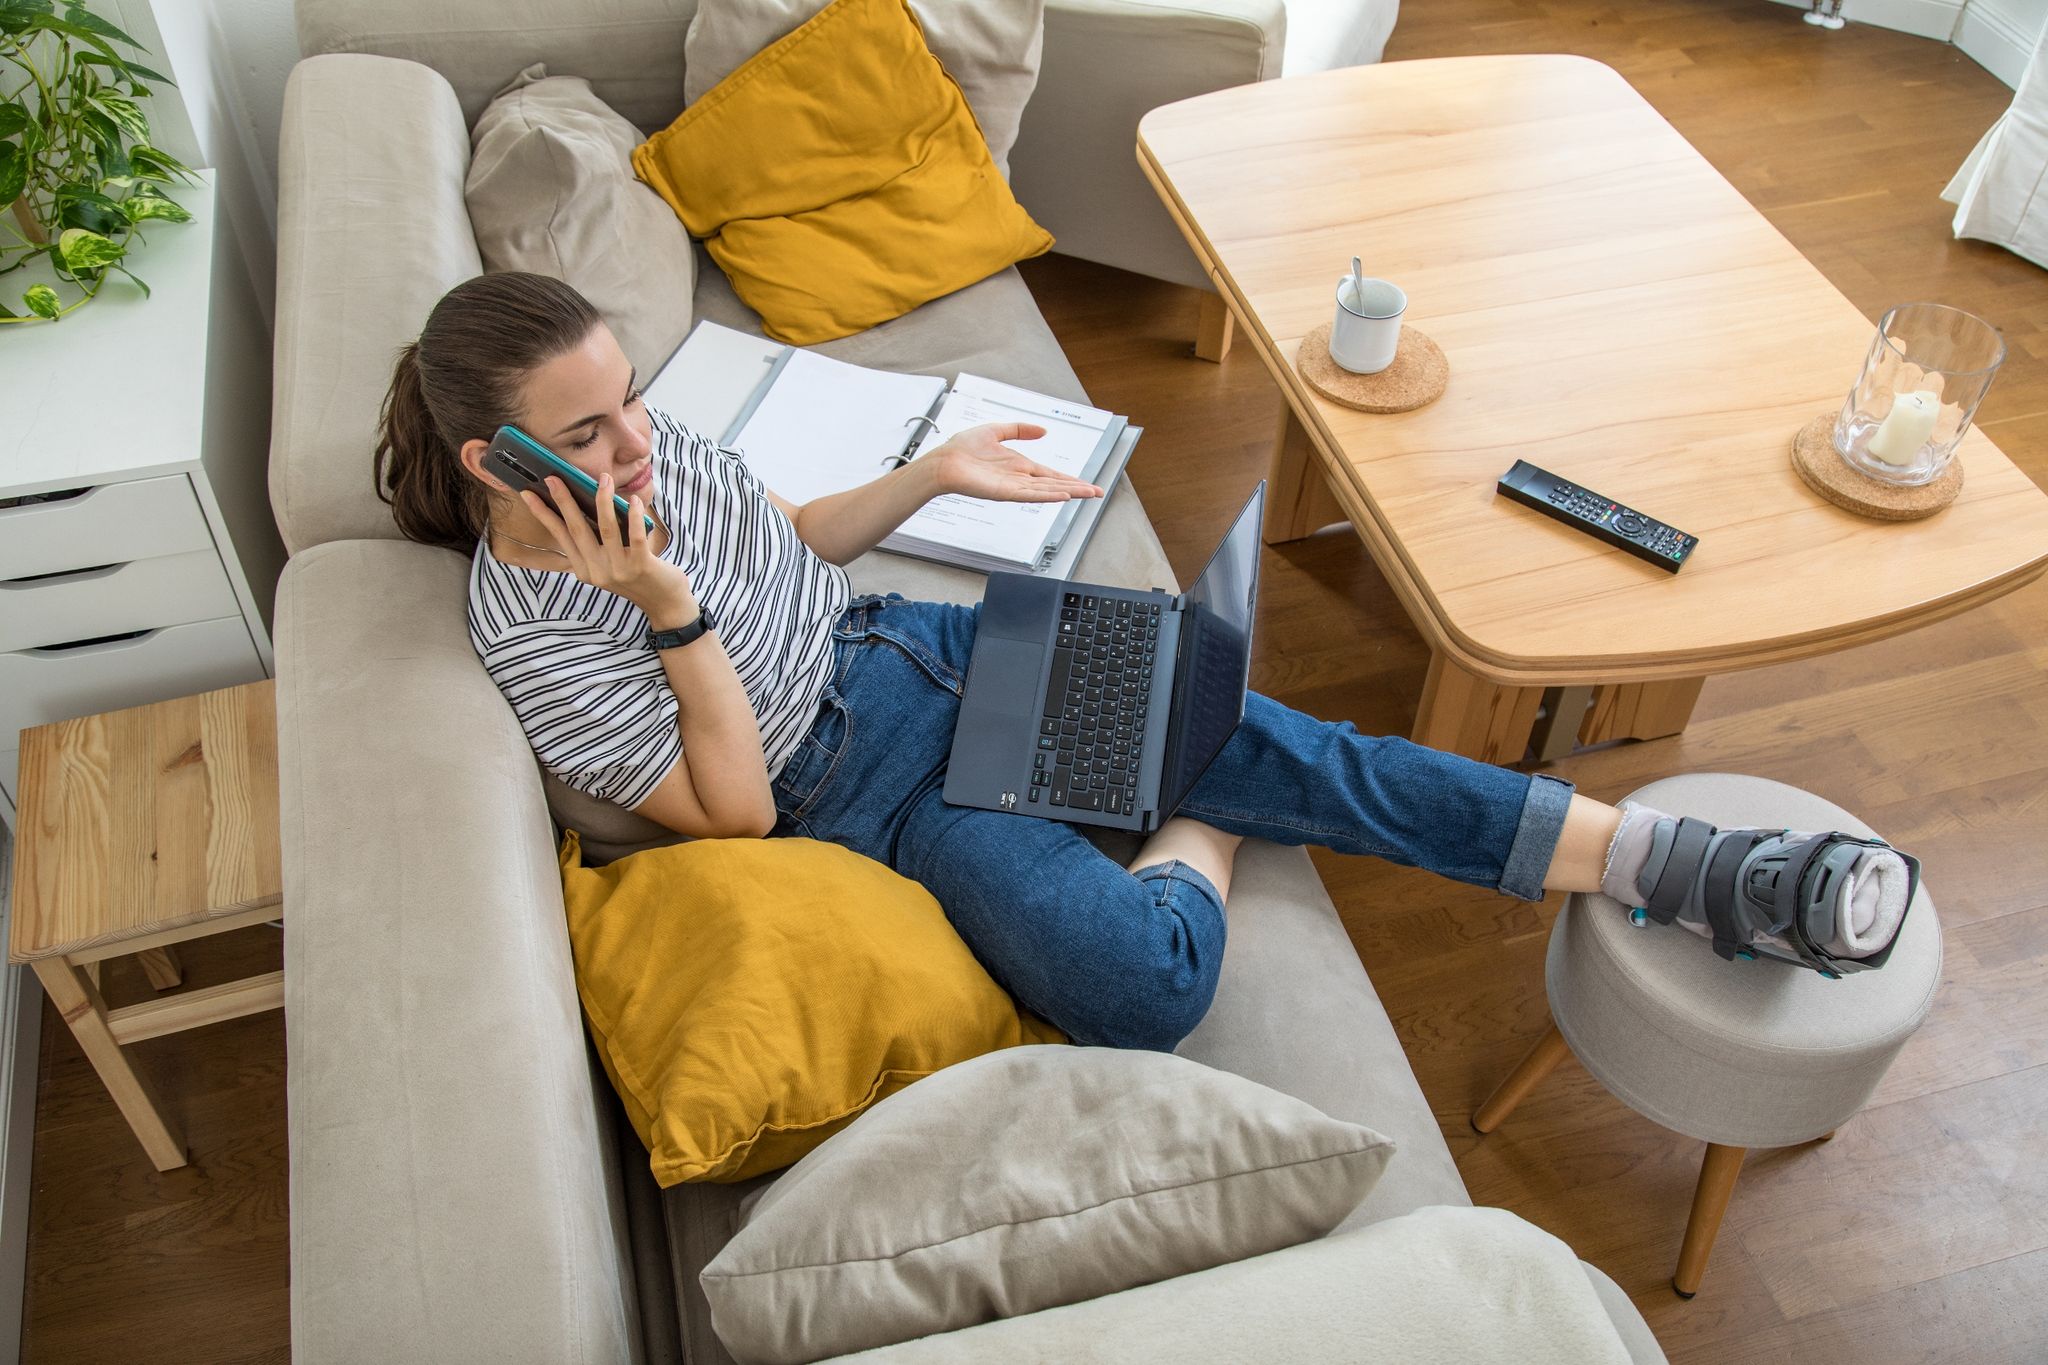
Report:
1,0,194,323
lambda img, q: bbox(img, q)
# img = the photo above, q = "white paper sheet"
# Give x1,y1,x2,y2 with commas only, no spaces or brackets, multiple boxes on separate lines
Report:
641,321,784,441
888,375,1122,566
726,349,948,505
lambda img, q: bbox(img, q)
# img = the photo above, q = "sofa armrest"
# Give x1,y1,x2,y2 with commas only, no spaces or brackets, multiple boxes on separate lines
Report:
280,541,639,1365
1010,0,1285,291
270,53,483,555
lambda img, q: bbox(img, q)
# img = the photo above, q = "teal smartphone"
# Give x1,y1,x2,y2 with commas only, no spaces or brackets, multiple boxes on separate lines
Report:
481,424,657,535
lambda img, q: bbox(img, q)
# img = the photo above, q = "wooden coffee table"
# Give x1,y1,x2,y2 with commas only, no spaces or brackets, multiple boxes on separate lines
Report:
1137,56,2048,763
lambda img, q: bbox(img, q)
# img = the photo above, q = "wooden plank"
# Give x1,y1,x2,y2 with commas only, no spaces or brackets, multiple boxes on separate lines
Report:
1194,289,1235,362
1580,677,1706,746
1413,652,1543,764
104,971,283,1047
1264,402,1348,544
10,680,280,964
29,960,183,1172
135,946,183,992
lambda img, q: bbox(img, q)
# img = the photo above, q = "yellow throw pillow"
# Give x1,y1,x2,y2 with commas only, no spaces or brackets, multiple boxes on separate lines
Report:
631,0,1053,345
558,828,1064,1185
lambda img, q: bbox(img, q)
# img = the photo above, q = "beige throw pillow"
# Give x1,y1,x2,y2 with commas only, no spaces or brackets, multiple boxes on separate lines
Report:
466,65,695,375
681,0,1046,176
699,1046,1396,1365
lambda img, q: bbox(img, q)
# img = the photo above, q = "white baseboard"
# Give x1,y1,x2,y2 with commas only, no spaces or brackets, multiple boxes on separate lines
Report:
0,828,39,1365
1955,3,2040,85
1768,0,1966,41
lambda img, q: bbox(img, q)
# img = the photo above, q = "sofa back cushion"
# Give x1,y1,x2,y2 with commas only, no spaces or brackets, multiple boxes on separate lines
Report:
296,0,700,132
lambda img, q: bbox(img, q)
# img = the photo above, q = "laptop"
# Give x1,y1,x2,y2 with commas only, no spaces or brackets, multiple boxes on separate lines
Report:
943,483,1265,832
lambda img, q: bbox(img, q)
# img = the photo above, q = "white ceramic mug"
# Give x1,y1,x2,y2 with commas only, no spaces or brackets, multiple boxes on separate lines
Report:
1330,276,1406,374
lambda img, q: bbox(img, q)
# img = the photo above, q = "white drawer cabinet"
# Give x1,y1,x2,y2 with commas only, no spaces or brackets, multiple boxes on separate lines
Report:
0,173,280,831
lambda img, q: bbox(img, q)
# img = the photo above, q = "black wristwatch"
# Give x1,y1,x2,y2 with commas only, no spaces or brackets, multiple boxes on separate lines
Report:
648,607,714,651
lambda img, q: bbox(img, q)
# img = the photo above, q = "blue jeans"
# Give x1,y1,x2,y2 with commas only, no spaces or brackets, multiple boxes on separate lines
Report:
771,594,1574,1052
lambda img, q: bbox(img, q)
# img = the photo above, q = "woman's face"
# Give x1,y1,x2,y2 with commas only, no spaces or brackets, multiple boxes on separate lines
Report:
472,322,658,503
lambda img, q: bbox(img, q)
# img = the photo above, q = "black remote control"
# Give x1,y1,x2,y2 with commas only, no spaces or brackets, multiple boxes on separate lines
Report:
1495,460,1697,573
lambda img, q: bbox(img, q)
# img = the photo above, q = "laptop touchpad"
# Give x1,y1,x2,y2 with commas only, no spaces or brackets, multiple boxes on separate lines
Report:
963,637,1043,718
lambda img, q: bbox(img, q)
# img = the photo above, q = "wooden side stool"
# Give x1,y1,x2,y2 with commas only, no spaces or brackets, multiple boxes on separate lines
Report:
7,680,282,1171
1471,773,1941,1298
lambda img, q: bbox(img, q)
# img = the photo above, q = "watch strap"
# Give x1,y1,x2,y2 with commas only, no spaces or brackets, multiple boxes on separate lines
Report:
648,607,713,651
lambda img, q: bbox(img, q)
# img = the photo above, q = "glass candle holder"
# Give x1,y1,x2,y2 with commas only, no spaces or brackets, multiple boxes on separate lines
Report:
1833,302,2005,486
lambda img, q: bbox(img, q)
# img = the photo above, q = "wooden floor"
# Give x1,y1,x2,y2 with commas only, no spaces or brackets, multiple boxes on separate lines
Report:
14,2,2046,1360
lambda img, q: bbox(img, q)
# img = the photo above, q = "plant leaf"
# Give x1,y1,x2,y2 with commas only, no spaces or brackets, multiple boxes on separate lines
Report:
35,16,122,61
22,283,59,318
58,193,122,235
121,189,187,224
127,144,194,184
0,141,23,204
91,92,149,144
0,0,56,36
0,102,29,139
111,261,146,297
78,108,119,149
60,2,140,47
56,226,123,272
76,51,171,86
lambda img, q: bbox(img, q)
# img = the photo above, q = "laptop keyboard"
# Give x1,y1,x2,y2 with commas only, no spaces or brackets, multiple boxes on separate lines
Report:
1031,592,1160,815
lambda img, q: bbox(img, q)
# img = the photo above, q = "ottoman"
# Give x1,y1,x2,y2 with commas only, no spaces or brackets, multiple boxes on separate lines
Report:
1471,773,1942,1296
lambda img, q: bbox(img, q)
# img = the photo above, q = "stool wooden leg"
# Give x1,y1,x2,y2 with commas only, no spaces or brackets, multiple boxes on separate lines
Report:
1673,1143,1745,1298
1473,1023,1570,1133
31,957,187,1172
136,945,184,991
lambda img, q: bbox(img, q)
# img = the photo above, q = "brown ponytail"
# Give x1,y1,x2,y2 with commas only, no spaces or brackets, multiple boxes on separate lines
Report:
374,272,604,553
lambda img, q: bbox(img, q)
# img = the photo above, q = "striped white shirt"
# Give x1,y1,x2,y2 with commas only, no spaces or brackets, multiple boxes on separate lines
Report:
468,408,852,809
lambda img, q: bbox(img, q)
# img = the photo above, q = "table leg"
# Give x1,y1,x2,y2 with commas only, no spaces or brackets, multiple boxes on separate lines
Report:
1264,403,1348,545
136,945,184,991
1414,652,1544,765
1580,677,1705,746
1473,1022,1571,1133
1195,290,1235,363
1673,1143,1746,1298
31,957,186,1171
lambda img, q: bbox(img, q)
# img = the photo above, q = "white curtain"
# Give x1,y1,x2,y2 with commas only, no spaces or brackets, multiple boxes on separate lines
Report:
1945,19,2048,269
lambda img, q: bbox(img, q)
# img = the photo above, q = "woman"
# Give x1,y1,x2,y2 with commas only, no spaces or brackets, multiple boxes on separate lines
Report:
377,273,1912,1051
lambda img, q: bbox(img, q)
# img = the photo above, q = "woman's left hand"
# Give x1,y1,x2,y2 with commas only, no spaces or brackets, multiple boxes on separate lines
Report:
930,423,1103,504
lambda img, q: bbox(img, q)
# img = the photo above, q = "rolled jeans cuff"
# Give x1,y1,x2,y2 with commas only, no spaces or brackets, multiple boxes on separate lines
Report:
1131,859,1225,912
1498,772,1575,901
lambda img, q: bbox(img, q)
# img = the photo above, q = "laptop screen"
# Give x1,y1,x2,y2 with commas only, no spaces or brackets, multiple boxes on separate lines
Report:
1159,483,1265,816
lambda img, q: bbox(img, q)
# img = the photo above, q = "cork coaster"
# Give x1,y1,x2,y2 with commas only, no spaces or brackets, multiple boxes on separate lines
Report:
1790,414,1962,521
1297,323,1448,414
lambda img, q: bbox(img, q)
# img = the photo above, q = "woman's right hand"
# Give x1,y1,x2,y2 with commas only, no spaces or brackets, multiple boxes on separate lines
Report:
525,474,696,625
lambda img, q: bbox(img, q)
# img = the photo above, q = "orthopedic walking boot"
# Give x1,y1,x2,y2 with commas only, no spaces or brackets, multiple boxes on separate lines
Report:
1601,803,1920,977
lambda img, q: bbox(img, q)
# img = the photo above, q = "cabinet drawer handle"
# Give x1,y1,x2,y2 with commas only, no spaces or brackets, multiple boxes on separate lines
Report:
1,561,125,588
25,627,158,656
0,486,92,513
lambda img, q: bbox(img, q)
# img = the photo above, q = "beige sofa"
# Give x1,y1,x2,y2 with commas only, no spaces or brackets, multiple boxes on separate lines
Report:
270,2,1666,1361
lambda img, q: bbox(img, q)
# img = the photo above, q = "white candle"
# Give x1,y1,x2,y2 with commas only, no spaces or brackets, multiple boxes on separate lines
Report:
1868,390,1940,464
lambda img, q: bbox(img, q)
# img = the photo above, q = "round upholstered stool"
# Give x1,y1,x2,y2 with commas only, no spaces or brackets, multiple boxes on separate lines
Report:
1472,773,1942,1297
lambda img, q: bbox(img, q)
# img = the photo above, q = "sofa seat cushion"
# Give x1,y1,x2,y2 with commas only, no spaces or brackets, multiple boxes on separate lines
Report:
703,1046,1395,1364
816,1205,1642,1365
